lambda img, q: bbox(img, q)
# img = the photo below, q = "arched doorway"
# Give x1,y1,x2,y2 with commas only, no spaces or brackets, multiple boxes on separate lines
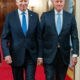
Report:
0,0,17,36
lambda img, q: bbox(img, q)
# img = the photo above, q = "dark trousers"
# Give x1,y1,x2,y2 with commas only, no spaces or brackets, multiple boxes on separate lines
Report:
44,48,68,80
12,51,36,80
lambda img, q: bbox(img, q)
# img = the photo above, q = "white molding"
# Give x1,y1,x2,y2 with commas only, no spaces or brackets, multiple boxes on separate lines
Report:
75,0,80,80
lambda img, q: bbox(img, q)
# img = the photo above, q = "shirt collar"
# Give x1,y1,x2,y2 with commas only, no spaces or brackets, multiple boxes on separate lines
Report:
18,9,28,15
54,9,63,15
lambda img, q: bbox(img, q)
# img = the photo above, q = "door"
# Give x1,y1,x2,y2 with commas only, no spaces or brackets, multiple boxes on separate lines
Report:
0,0,17,37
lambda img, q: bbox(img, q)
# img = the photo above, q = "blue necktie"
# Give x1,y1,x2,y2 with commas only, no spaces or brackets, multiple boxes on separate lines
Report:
22,12,27,36
56,13,61,35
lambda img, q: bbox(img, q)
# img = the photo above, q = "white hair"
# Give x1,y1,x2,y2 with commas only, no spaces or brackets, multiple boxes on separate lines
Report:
16,0,29,2
16,0,20,2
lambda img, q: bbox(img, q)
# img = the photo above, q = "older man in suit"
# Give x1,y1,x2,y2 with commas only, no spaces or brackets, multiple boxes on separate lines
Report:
1,0,39,80
37,0,79,80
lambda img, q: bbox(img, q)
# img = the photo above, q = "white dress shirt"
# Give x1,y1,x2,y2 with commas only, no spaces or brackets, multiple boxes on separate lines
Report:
55,9,63,29
18,9,29,30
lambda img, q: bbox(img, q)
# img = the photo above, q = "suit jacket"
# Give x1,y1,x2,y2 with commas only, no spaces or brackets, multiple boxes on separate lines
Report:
38,9,79,65
1,9,39,66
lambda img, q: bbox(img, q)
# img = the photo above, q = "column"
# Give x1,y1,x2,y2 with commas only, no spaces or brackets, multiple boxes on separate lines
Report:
75,0,80,80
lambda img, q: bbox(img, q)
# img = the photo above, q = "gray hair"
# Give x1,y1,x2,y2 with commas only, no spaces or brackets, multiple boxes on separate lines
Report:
16,0,29,2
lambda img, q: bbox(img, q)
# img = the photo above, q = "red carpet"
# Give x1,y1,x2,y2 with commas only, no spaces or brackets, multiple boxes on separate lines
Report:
0,41,45,80
0,41,72,80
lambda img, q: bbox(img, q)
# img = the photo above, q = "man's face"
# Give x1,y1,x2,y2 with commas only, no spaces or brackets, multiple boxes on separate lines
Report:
52,0,65,12
16,0,29,11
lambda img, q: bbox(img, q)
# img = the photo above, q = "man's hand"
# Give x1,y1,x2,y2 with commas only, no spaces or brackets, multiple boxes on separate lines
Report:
37,58,43,65
71,57,77,67
5,56,12,64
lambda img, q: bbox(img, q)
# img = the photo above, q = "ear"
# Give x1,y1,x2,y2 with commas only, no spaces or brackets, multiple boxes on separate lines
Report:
16,2,18,6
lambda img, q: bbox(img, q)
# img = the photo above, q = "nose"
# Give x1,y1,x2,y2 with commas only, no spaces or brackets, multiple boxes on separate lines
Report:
57,2,61,6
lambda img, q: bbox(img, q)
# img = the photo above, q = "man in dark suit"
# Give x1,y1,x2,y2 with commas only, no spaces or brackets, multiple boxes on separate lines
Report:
37,0,79,80
1,0,39,80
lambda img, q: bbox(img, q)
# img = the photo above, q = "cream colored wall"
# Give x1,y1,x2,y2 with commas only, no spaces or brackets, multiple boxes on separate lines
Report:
28,0,71,18
28,0,48,19
75,0,80,80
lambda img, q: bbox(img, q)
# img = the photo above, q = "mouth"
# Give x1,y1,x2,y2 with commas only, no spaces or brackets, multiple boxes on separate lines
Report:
57,5,61,7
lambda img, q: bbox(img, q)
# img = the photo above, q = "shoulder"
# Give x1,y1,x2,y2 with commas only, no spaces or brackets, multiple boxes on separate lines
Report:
28,9,38,17
42,9,54,16
5,9,17,19
63,10,76,24
63,10,74,18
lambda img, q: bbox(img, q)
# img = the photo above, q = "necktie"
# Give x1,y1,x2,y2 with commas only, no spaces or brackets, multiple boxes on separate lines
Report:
56,13,61,35
22,12,27,36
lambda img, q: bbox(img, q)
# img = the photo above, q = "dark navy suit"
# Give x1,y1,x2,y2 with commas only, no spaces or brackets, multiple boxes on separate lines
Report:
1,9,39,80
38,9,79,80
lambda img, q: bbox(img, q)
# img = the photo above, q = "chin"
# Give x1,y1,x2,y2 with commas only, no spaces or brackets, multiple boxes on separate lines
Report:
58,8,62,11
22,9,26,11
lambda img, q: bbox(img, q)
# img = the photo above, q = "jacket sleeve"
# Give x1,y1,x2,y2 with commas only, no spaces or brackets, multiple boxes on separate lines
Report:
37,13,45,58
1,13,11,58
71,15,79,56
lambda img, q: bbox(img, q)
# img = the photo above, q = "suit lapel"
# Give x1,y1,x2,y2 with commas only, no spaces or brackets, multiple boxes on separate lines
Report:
52,10,66,36
27,10,33,36
50,9,58,36
14,10,25,36
14,9,33,37
59,10,66,36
